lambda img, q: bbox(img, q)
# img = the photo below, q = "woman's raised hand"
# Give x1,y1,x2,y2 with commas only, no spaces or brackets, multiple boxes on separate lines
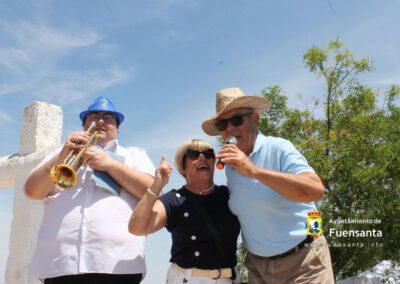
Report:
152,155,173,192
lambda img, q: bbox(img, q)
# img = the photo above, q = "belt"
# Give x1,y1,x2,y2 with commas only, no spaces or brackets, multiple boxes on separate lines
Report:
174,264,232,279
266,235,317,260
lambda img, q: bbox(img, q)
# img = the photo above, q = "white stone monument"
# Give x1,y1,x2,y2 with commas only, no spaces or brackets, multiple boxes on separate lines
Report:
0,102,62,284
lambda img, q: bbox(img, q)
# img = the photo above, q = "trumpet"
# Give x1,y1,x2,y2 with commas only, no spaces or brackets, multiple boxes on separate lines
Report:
50,122,99,189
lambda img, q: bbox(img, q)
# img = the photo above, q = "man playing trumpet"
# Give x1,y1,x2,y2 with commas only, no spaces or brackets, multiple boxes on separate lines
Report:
24,96,154,284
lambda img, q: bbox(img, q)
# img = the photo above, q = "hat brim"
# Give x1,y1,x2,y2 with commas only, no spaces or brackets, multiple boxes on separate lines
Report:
79,110,125,125
201,96,270,136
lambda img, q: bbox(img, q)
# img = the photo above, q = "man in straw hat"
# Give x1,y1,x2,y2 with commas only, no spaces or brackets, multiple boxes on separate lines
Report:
24,96,155,284
202,88,334,283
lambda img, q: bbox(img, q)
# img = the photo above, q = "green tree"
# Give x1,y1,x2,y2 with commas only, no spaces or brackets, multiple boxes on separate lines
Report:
303,37,373,160
302,39,399,279
235,39,399,281
236,242,248,283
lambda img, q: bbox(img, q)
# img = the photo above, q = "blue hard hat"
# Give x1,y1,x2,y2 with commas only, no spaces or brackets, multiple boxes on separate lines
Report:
79,96,124,125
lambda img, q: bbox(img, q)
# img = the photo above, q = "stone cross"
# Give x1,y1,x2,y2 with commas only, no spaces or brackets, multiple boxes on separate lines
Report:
0,102,62,284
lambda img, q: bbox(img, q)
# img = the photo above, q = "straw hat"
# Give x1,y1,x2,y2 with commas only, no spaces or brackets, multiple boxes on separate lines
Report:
201,87,270,135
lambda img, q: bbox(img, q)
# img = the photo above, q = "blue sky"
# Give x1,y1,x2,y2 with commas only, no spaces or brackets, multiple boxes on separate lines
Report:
1,1,400,283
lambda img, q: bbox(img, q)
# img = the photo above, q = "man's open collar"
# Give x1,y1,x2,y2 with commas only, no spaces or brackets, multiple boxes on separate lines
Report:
250,131,264,156
104,139,118,152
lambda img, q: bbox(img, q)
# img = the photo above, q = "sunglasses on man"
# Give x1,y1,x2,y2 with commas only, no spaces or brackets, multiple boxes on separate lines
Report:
185,149,215,160
214,111,253,131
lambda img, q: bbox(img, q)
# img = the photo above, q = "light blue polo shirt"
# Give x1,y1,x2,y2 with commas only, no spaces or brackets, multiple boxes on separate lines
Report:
227,132,316,257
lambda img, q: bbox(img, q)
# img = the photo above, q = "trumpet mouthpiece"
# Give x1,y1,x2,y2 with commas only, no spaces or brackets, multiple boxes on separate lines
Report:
87,121,96,132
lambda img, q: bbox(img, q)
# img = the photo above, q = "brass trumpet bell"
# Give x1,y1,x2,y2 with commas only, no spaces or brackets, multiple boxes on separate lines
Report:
50,164,78,189
50,122,98,189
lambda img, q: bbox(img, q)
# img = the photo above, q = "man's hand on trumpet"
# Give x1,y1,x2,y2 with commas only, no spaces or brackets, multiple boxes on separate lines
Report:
58,131,90,161
83,146,115,172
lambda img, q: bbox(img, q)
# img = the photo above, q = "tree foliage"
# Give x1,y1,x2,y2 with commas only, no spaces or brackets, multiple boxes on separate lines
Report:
303,37,374,161
301,39,399,279
236,242,248,283
237,39,399,281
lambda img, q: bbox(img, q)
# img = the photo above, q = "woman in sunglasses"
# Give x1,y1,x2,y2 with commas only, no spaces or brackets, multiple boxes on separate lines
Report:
129,139,240,284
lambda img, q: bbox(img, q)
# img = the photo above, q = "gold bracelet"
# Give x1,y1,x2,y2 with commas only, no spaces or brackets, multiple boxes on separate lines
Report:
147,188,159,199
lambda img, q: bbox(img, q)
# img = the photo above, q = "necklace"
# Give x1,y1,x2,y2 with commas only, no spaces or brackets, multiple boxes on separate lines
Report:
198,184,215,195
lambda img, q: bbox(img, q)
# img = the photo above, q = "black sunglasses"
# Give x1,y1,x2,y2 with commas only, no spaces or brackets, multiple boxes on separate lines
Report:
214,111,253,131
186,149,215,160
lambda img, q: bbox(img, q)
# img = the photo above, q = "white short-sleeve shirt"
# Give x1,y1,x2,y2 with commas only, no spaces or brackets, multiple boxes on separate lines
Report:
28,140,155,279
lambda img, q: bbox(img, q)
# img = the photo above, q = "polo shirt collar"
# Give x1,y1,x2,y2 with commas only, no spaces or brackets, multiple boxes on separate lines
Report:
250,131,265,156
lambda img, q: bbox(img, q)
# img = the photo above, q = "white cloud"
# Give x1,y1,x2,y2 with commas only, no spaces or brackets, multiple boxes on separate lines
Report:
0,81,34,97
3,21,99,50
0,112,13,123
91,43,119,58
35,65,134,103
0,20,132,103
0,21,100,74
0,47,31,74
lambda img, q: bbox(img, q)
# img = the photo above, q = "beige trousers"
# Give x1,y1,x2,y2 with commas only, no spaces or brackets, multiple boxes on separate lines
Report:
244,236,335,284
